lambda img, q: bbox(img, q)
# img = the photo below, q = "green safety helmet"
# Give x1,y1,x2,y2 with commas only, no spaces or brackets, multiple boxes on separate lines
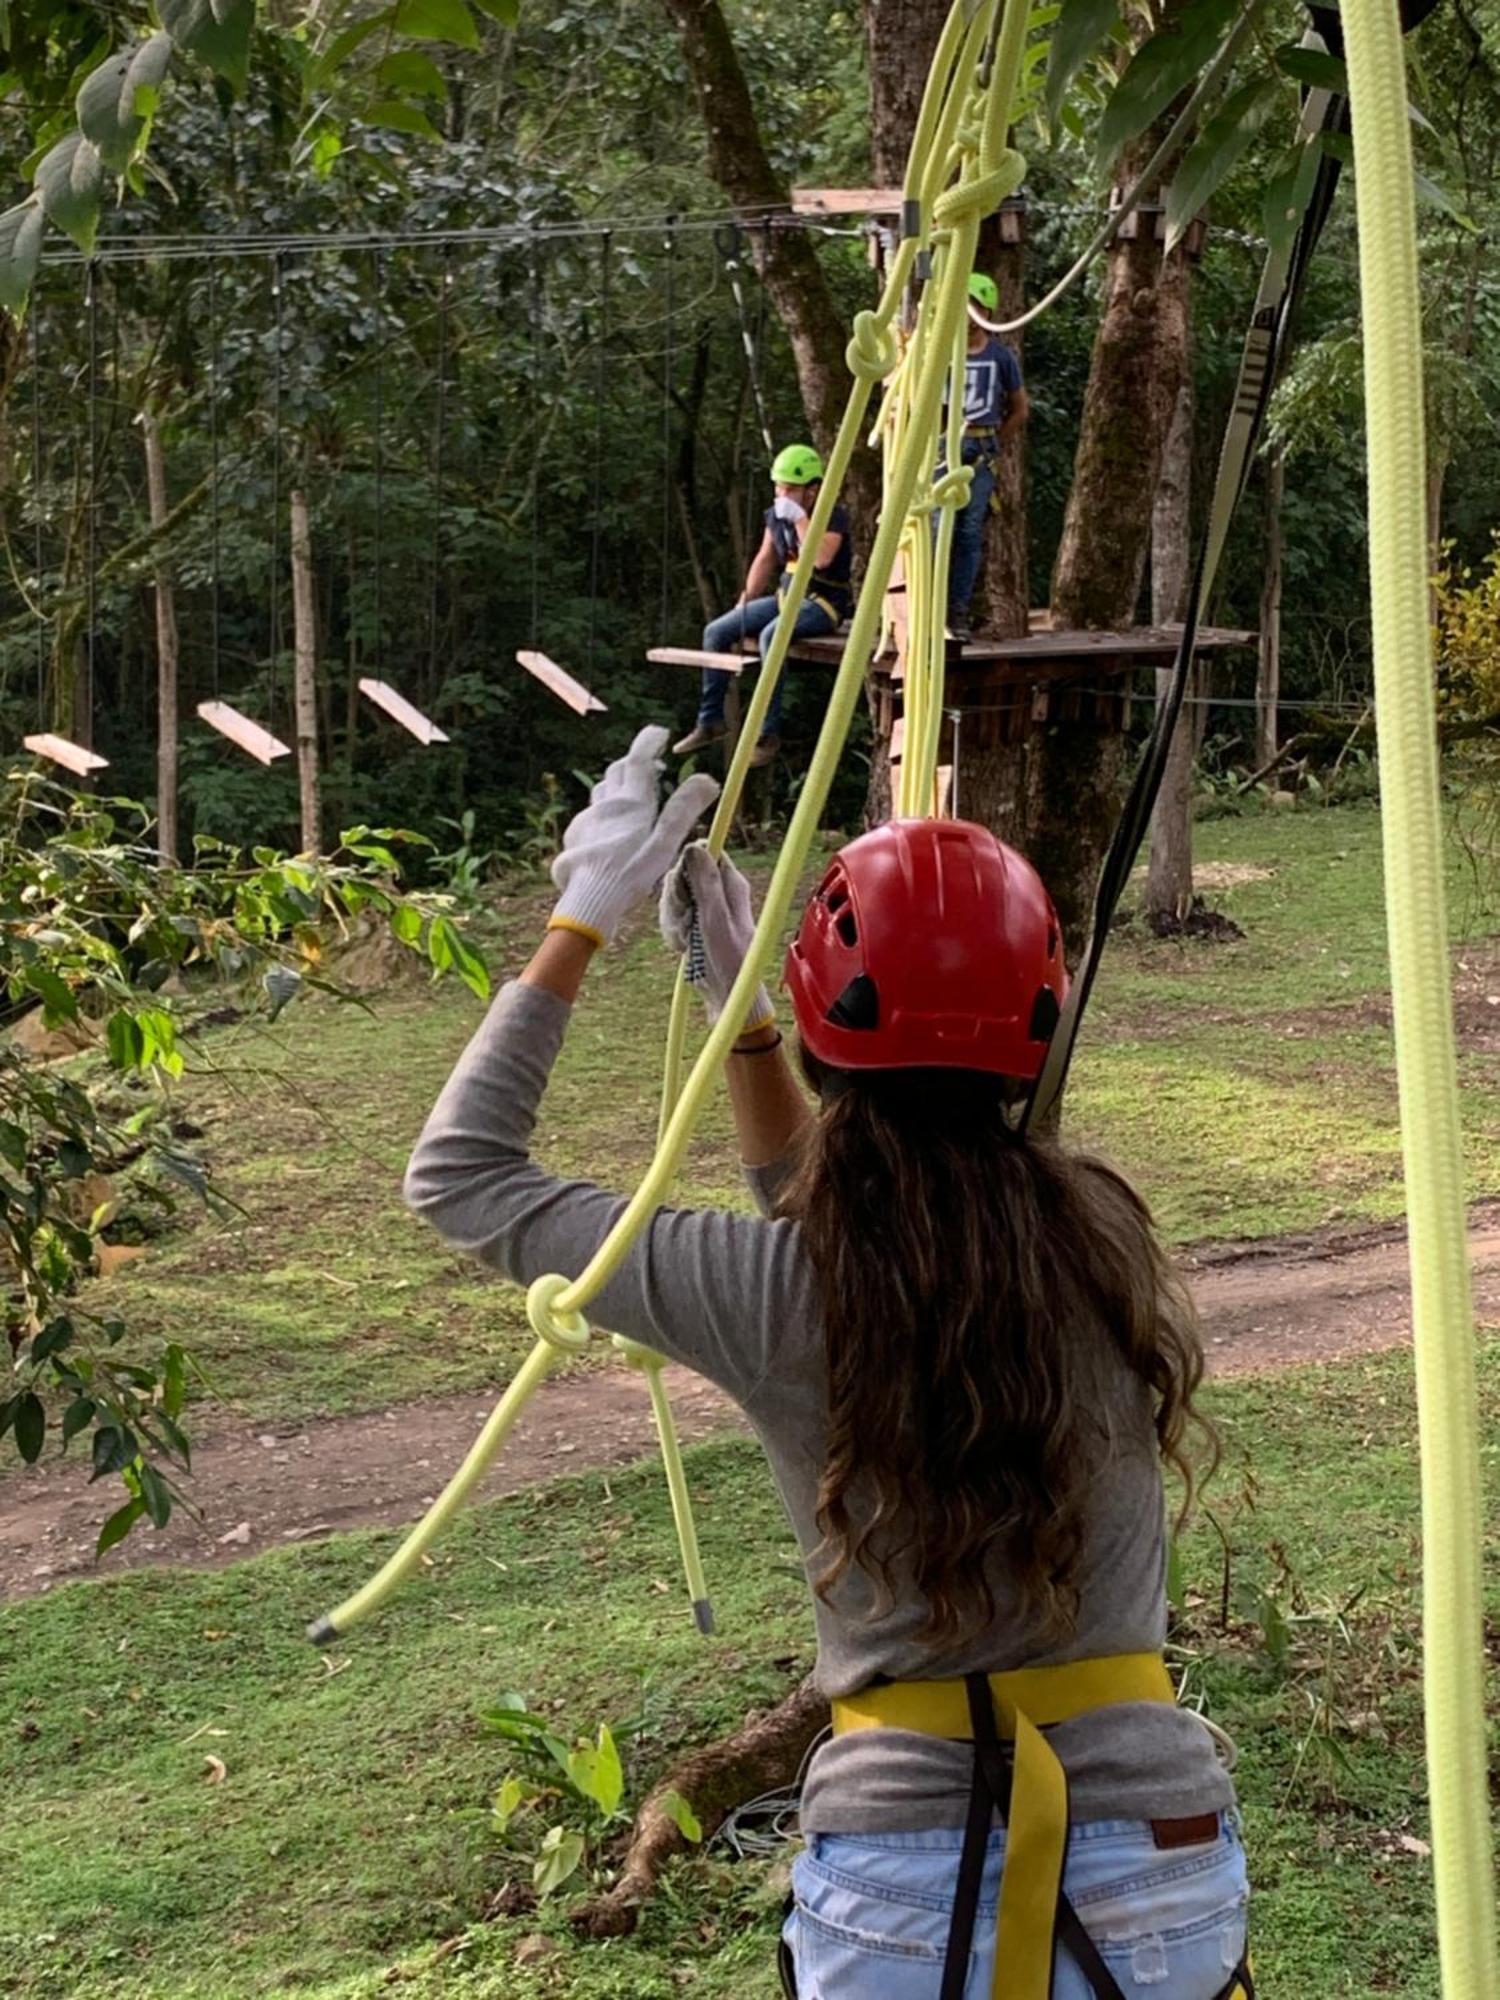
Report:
968,271,999,314
771,442,825,486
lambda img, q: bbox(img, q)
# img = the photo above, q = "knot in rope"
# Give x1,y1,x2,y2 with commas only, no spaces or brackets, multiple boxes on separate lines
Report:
933,152,1025,229
525,1272,593,1353
930,464,975,512
847,310,899,382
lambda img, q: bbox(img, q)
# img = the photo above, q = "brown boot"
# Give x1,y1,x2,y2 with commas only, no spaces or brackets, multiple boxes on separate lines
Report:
749,734,780,769
672,722,727,756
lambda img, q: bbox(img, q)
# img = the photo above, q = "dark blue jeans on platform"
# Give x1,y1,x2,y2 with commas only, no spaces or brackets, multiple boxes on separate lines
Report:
698,594,839,741
942,438,998,623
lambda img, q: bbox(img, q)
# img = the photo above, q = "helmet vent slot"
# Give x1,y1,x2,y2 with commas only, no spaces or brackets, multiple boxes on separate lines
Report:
1029,987,1061,1042
827,974,879,1031
834,910,858,948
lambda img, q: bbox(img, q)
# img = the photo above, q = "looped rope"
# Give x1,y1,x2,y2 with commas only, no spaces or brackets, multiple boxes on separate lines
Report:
929,465,974,513
846,310,899,382
933,154,1024,228
525,1273,593,1353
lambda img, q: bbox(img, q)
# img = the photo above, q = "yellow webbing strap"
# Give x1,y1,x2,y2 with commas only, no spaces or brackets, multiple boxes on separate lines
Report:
312,0,1029,1643
833,1653,1175,2000
1342,1,1500,1992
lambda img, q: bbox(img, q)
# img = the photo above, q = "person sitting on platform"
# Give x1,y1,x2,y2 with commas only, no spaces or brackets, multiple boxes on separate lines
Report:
673,443,852,769
942,272,1029,645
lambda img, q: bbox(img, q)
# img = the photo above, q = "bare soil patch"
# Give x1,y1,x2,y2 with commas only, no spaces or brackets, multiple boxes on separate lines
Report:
6,1211,1500,1602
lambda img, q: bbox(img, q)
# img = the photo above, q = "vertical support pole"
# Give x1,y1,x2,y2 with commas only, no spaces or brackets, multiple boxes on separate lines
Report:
290,488,321,857
141,411,179,864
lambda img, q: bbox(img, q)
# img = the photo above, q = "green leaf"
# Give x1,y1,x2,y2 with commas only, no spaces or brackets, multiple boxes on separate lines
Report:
90,1423,136,1480
137,1459,173,1529
532,1825,584,1898
0,200,43,318
76,33,173,171
97,1494,145,1553
469,0,518,22
61,1395,96,1445
310,8,394,84
1163,76,1280,252
162,1343,187,1421
30,1317,74,1364
310,128,343,177
376,49,447,96
658,1789,703,1843
429,915,488,1000
1097,0,1239,171
34,133,104,254
492,1774,527,1831
1414,169,1469,223
568,1725,624,1817
158,0,254,90
263,964,302,1020
1261,139,1322,261
1275,44,1347,96
13,1390,45,1463
107,1009,146,1069
366,97,440,136
0,1119,27,1171
393,0,479,46
25,963,79,1024
390,903,422,946
1044,0,1118,135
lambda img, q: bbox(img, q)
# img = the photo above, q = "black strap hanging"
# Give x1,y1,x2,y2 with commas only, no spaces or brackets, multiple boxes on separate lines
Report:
207,259,222,699
529,227,543,659
269,253,284,725
585,230,612,682
31,280,44,718
658,214,677,645
428,254,450,699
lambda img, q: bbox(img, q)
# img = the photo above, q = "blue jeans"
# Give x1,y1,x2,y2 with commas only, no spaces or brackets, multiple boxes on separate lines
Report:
942,437,998,622
784,1814,1248,1998
697,594,839,740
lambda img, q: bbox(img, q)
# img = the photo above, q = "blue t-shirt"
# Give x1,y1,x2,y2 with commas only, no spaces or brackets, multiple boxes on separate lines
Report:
769,499,852,617
960,336,1023,430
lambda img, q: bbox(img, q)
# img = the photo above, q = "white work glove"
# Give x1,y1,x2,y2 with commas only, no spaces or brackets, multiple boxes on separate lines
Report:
659,841,775,1035
550,726,720,947
772,496,807,526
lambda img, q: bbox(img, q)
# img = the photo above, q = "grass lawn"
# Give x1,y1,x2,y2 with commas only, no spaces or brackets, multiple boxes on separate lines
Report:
74,800,1500,1428
3,1341,1492,1998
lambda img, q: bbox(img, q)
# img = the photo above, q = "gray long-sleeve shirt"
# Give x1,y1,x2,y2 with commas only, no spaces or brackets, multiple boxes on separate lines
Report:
404,980,1234,1832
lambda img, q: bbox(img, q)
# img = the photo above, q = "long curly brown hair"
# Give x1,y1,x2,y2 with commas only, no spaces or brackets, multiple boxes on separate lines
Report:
778,1051,1211,1646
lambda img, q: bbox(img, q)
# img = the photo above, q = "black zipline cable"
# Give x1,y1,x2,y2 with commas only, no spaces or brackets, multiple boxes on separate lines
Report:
585,232,611,681
208,261,222,699
658,216,676,646
31,284,44,718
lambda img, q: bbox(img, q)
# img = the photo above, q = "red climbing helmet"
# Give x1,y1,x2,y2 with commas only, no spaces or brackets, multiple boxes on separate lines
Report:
784,818,1067,1078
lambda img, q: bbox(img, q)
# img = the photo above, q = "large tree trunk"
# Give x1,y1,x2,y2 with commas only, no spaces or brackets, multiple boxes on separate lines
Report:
1256,445,1284,771
290,489,321,857
971,215,1028,641
657,0,871,517
867,0,953,184
141,411,179,864
1144,375,1195,927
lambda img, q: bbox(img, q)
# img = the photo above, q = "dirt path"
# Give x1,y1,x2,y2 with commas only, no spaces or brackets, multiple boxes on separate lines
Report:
6,1213,1500,1602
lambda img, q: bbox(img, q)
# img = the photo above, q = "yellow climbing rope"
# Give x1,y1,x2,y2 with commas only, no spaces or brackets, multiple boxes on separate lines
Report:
312,0,1028,1644
1342,0,1498,1989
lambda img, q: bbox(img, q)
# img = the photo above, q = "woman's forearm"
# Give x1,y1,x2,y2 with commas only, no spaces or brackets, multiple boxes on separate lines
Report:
726,1022,811,1168
523,925,598,1002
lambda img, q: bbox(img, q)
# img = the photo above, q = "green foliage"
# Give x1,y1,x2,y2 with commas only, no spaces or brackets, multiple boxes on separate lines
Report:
0,773,486,1539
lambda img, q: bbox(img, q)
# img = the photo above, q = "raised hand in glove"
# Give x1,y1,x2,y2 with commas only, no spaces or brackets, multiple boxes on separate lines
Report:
659,840,775,1036
550,727,720,948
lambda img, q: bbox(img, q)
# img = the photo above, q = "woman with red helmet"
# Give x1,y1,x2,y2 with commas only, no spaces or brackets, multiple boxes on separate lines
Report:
405,726,1249,1999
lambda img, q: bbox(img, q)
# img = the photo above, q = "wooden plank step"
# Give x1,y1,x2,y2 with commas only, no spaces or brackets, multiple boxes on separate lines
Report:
196,702,290,765
359,678,449,745
647,647,752,674
516,651,607,716
23,734,108,777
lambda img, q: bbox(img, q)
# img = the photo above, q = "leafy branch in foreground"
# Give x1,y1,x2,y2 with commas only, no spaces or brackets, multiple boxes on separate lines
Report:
0,769,489,1545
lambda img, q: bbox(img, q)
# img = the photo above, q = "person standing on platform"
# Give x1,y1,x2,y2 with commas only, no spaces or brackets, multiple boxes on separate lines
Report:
943,273,1029,644
673,444,852,769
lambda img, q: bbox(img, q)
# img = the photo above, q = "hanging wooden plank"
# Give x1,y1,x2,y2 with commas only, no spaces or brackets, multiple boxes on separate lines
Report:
791,188,903,216
196,701,291,766
23,734,108,778
647,647,750,674
516,650,607,716
358,678,450,745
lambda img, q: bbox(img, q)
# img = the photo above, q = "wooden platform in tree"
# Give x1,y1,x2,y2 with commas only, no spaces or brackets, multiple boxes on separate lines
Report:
791,623,1256,680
